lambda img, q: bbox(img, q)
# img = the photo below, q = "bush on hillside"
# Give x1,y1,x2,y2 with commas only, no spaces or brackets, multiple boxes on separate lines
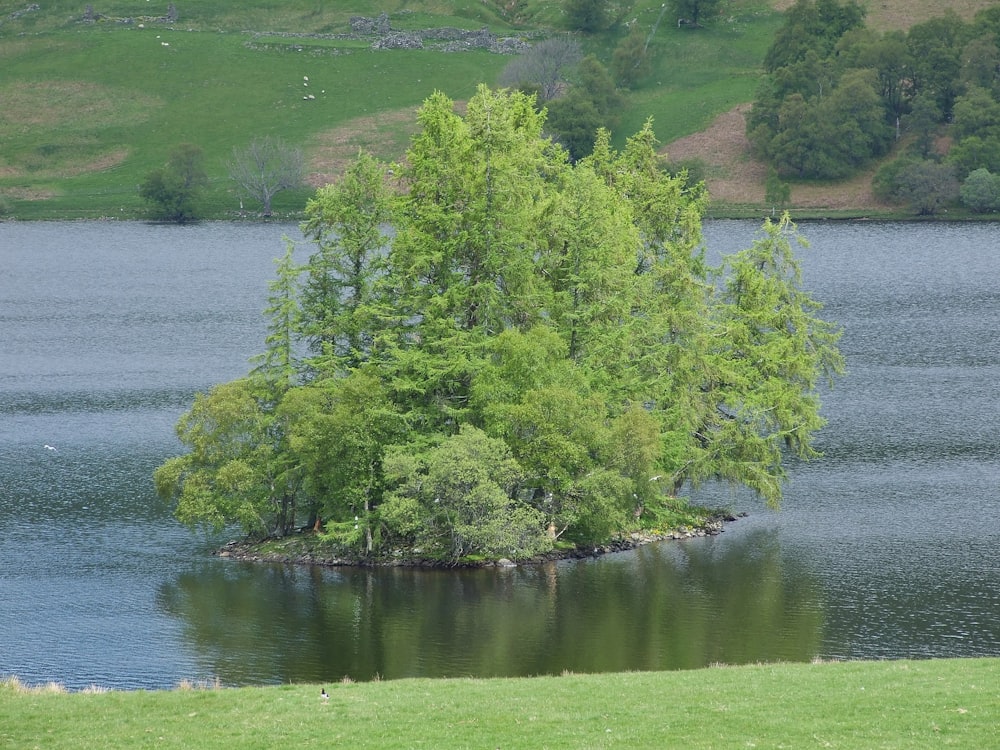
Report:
960,167,1000,212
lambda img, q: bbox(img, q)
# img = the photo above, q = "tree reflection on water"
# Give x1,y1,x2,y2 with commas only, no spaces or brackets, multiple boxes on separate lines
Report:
157,528,824,686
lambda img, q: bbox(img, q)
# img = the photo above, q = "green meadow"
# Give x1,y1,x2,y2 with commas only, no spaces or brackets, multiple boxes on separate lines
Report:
4,658,997,749
0,0,782,218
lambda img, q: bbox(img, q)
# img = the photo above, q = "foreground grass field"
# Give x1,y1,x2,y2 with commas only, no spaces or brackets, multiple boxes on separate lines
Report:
3,658,997,749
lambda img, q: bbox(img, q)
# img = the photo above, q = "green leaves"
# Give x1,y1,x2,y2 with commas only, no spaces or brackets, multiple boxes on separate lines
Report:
156,88,843,558
300,151,392,373
139,143,208,223
154,379,285,535
709,213,846,506
382,426,550,561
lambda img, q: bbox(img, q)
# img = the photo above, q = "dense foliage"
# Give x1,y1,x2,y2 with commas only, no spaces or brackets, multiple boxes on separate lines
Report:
155,86,843,563
138,144,208,223
748,0,1000,199
498,41,625,161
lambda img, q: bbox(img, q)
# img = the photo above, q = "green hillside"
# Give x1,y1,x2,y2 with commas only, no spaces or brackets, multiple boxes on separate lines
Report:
0,1,782,219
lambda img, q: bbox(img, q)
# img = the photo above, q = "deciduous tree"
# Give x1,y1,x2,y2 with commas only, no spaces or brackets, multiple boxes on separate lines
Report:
139,143,207,223
612,24,650,87
563,0,610,33
960,167,1000,212
670,0,723,28
228,136,304,217
156,87,843,561
497,37,582,101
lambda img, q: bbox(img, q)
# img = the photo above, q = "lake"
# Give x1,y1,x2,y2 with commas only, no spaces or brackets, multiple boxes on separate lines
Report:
1,219,998,690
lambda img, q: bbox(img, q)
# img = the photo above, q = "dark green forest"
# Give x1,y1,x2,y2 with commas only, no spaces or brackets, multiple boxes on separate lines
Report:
748,0,1000,213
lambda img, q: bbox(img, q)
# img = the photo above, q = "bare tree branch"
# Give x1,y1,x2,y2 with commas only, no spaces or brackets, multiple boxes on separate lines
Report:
228,136,304,216
498,37,583,101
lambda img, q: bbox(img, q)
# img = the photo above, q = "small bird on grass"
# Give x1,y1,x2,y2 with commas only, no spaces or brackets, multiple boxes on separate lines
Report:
321,688,329,702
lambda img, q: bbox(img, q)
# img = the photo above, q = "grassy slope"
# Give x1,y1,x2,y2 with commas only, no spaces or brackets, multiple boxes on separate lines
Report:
4,658,998,749
1,1,782,218
4,1,997,218
0,6,514,217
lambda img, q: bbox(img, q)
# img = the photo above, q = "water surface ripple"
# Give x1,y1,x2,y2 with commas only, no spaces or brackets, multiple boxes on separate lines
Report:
1,220,997,689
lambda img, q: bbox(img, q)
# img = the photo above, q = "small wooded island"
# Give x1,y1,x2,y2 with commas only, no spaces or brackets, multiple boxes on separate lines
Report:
154,86,844,567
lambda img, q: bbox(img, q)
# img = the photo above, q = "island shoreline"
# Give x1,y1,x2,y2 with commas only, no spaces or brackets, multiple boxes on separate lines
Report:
214,511,747,569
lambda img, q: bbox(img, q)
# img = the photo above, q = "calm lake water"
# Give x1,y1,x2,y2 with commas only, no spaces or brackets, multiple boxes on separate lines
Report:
1,220,998,690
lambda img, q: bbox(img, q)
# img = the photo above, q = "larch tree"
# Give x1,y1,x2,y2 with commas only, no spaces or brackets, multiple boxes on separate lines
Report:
156,86,843,561
299,151,393,373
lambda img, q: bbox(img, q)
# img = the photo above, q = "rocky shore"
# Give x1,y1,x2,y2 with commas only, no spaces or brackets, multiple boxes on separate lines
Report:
215,511,746,569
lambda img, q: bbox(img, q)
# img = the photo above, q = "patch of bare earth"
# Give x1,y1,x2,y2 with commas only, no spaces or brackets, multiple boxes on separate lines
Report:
1,187,57,201
62,147,130,177
307,107,420,187
771,0,994,30
665,104,766,205
0,148,129,181
664,104,882,210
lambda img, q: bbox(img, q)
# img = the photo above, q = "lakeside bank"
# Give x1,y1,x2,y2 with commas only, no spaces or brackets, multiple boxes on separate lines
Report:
4,658,996,748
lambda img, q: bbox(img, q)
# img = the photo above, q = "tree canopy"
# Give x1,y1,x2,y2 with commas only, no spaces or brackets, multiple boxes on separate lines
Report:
155,86,843,564
139,143,208,223
749,0,1000,190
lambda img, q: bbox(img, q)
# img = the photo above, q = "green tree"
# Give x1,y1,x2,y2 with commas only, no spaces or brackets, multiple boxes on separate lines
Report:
754,70,890,179
765,167,791,211
383,425,551,561
156,87,843,561
575,55,624,123
612,24,651,88
948,135,1000,181
385,86,556,432
563,0,610,33
708,215,845,505
841,29,912,123
960,167,1000,212
153,377,299,537
959,34,1000,93
139,143,207,223
157,244,304,538
545,90,604,161
872,156,915,203
904,93,942,158
948,87,1000,178
906,11,967,119
299,151,393,372
253,240,302,390
893,160,960,215
542,55,624,161
670,0,723,28
281,368,406,551
764,0,865,73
